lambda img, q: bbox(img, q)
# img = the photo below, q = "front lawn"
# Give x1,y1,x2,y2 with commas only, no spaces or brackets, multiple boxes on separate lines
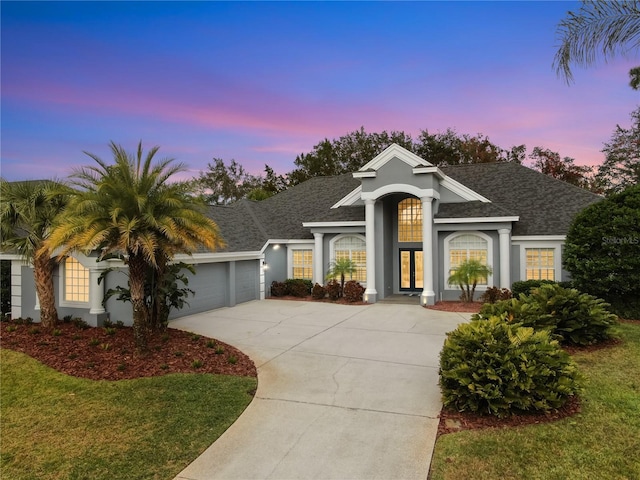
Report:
0,347,256,480
429,321,640,479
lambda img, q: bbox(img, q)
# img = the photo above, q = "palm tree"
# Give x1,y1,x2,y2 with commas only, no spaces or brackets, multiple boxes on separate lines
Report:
448,259,493,303
0,180,68,328
554,0,640,85
326,257,358,296
46,141,224,349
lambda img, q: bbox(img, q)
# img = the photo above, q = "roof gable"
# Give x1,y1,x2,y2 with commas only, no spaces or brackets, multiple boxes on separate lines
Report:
357,143,431,172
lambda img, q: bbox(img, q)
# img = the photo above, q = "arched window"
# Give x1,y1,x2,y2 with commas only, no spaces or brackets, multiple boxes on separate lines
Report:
398,198,422,242
330,235,366,283
445,233,492,286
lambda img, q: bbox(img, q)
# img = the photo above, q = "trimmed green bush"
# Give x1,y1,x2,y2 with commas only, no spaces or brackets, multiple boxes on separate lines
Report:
511,279,556,298
474,284,618,346
343,280,364,303
439,317,582,417
284,278,312,297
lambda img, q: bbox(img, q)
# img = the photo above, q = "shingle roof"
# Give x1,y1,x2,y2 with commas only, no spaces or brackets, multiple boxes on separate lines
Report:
205,162,602,251
439,162,602,236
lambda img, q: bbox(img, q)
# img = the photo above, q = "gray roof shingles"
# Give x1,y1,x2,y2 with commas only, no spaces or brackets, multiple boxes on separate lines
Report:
205,162,602,251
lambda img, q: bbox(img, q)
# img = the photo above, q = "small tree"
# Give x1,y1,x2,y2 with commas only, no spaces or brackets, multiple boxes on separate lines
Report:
448,259,493,303
325,258,358,297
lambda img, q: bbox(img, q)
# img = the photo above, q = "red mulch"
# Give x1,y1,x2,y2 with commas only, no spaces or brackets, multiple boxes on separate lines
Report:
437,396,582,436
425,301,482,313
0,321,256,381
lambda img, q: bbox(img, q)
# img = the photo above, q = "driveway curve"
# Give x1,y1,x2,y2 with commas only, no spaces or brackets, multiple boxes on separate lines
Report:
171,300,469,480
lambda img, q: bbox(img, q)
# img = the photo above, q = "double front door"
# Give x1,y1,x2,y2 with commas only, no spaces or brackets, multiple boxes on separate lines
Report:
400,249,423,291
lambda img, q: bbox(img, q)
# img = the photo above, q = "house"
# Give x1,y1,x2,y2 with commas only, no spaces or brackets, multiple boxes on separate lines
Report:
3,144,601,325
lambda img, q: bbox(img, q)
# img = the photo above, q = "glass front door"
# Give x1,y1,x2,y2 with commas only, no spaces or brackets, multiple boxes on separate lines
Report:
400,249,423,291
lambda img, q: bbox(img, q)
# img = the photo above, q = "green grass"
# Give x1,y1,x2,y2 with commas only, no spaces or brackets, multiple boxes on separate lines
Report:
429,322,640,480
0,349,256,480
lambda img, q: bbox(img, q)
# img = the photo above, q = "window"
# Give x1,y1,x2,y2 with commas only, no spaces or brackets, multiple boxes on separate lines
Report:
398,198,422,242
292,249,313,280
332,235,366,283
447,233,490,285
526,248,555,280
64,257,89,303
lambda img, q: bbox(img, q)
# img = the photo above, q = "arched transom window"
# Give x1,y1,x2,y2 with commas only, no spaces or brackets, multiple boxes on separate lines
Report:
448,234,489,285
332,235,366,283
398,198,422,242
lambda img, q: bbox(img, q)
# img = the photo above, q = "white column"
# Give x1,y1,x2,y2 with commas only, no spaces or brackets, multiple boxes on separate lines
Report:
89,267,106,314
10,260,22,319
313,232,324,285
498,228,511,289
364,199,377,302
420,196,435,306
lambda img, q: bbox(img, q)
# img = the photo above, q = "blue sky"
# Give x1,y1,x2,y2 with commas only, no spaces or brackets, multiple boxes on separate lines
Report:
1,1,638,182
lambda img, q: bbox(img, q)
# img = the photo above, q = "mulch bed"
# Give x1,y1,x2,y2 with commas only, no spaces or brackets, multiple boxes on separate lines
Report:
425,301,482,313
0,321,256,381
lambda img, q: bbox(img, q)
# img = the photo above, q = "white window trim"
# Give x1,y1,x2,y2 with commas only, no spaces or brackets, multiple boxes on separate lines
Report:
328,233,367,286
443,231,494,289
59,256,90,307
513,240,564,282
287,244,314,280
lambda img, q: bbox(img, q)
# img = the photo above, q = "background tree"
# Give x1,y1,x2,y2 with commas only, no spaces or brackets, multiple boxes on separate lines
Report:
288,128,414,185
596,106,640,194
195,158,261,204
414,129,509,165
0,180,68,328
46,142,224,350
563,184,640,318
554,0,640,85
528,146,596,189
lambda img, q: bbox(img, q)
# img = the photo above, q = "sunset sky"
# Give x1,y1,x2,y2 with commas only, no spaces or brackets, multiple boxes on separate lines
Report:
1,1,638,182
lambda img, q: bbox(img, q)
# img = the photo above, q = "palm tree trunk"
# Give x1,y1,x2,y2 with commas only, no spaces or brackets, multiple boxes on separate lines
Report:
128,253,150,351
33,251,58,329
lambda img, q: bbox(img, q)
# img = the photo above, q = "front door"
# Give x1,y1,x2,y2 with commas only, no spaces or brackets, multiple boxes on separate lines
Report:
399,249,423,291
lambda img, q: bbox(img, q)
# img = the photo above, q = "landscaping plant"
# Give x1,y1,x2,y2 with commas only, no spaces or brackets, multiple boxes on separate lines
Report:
447,259,492,303
325,258,358,296
474,284,618,346
563,184,640,318
342,280,365,303
439,317,582,417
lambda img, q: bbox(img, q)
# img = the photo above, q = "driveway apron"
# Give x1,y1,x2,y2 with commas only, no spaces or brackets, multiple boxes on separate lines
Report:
171,300,469,480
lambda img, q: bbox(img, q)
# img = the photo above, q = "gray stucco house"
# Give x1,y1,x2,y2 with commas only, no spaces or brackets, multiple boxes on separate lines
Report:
4,144,601,325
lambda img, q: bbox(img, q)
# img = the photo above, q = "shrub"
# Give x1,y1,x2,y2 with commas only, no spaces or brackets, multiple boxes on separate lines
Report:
473,284,618,346
439,317,582,417
72,317,89,330
563,185,640,319
511,279,556,298
479,286,512,304
270,281,287,297
311,283,327,300
285,278,312,297
326,279,341,301
343,281,365,303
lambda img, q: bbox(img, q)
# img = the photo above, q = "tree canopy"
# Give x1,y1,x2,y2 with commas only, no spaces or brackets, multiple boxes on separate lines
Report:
47,141,224,349
563,184,640,318
596,106,640,194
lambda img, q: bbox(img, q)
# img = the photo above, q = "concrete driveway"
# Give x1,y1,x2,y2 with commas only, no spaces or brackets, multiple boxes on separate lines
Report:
171,300,469,480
